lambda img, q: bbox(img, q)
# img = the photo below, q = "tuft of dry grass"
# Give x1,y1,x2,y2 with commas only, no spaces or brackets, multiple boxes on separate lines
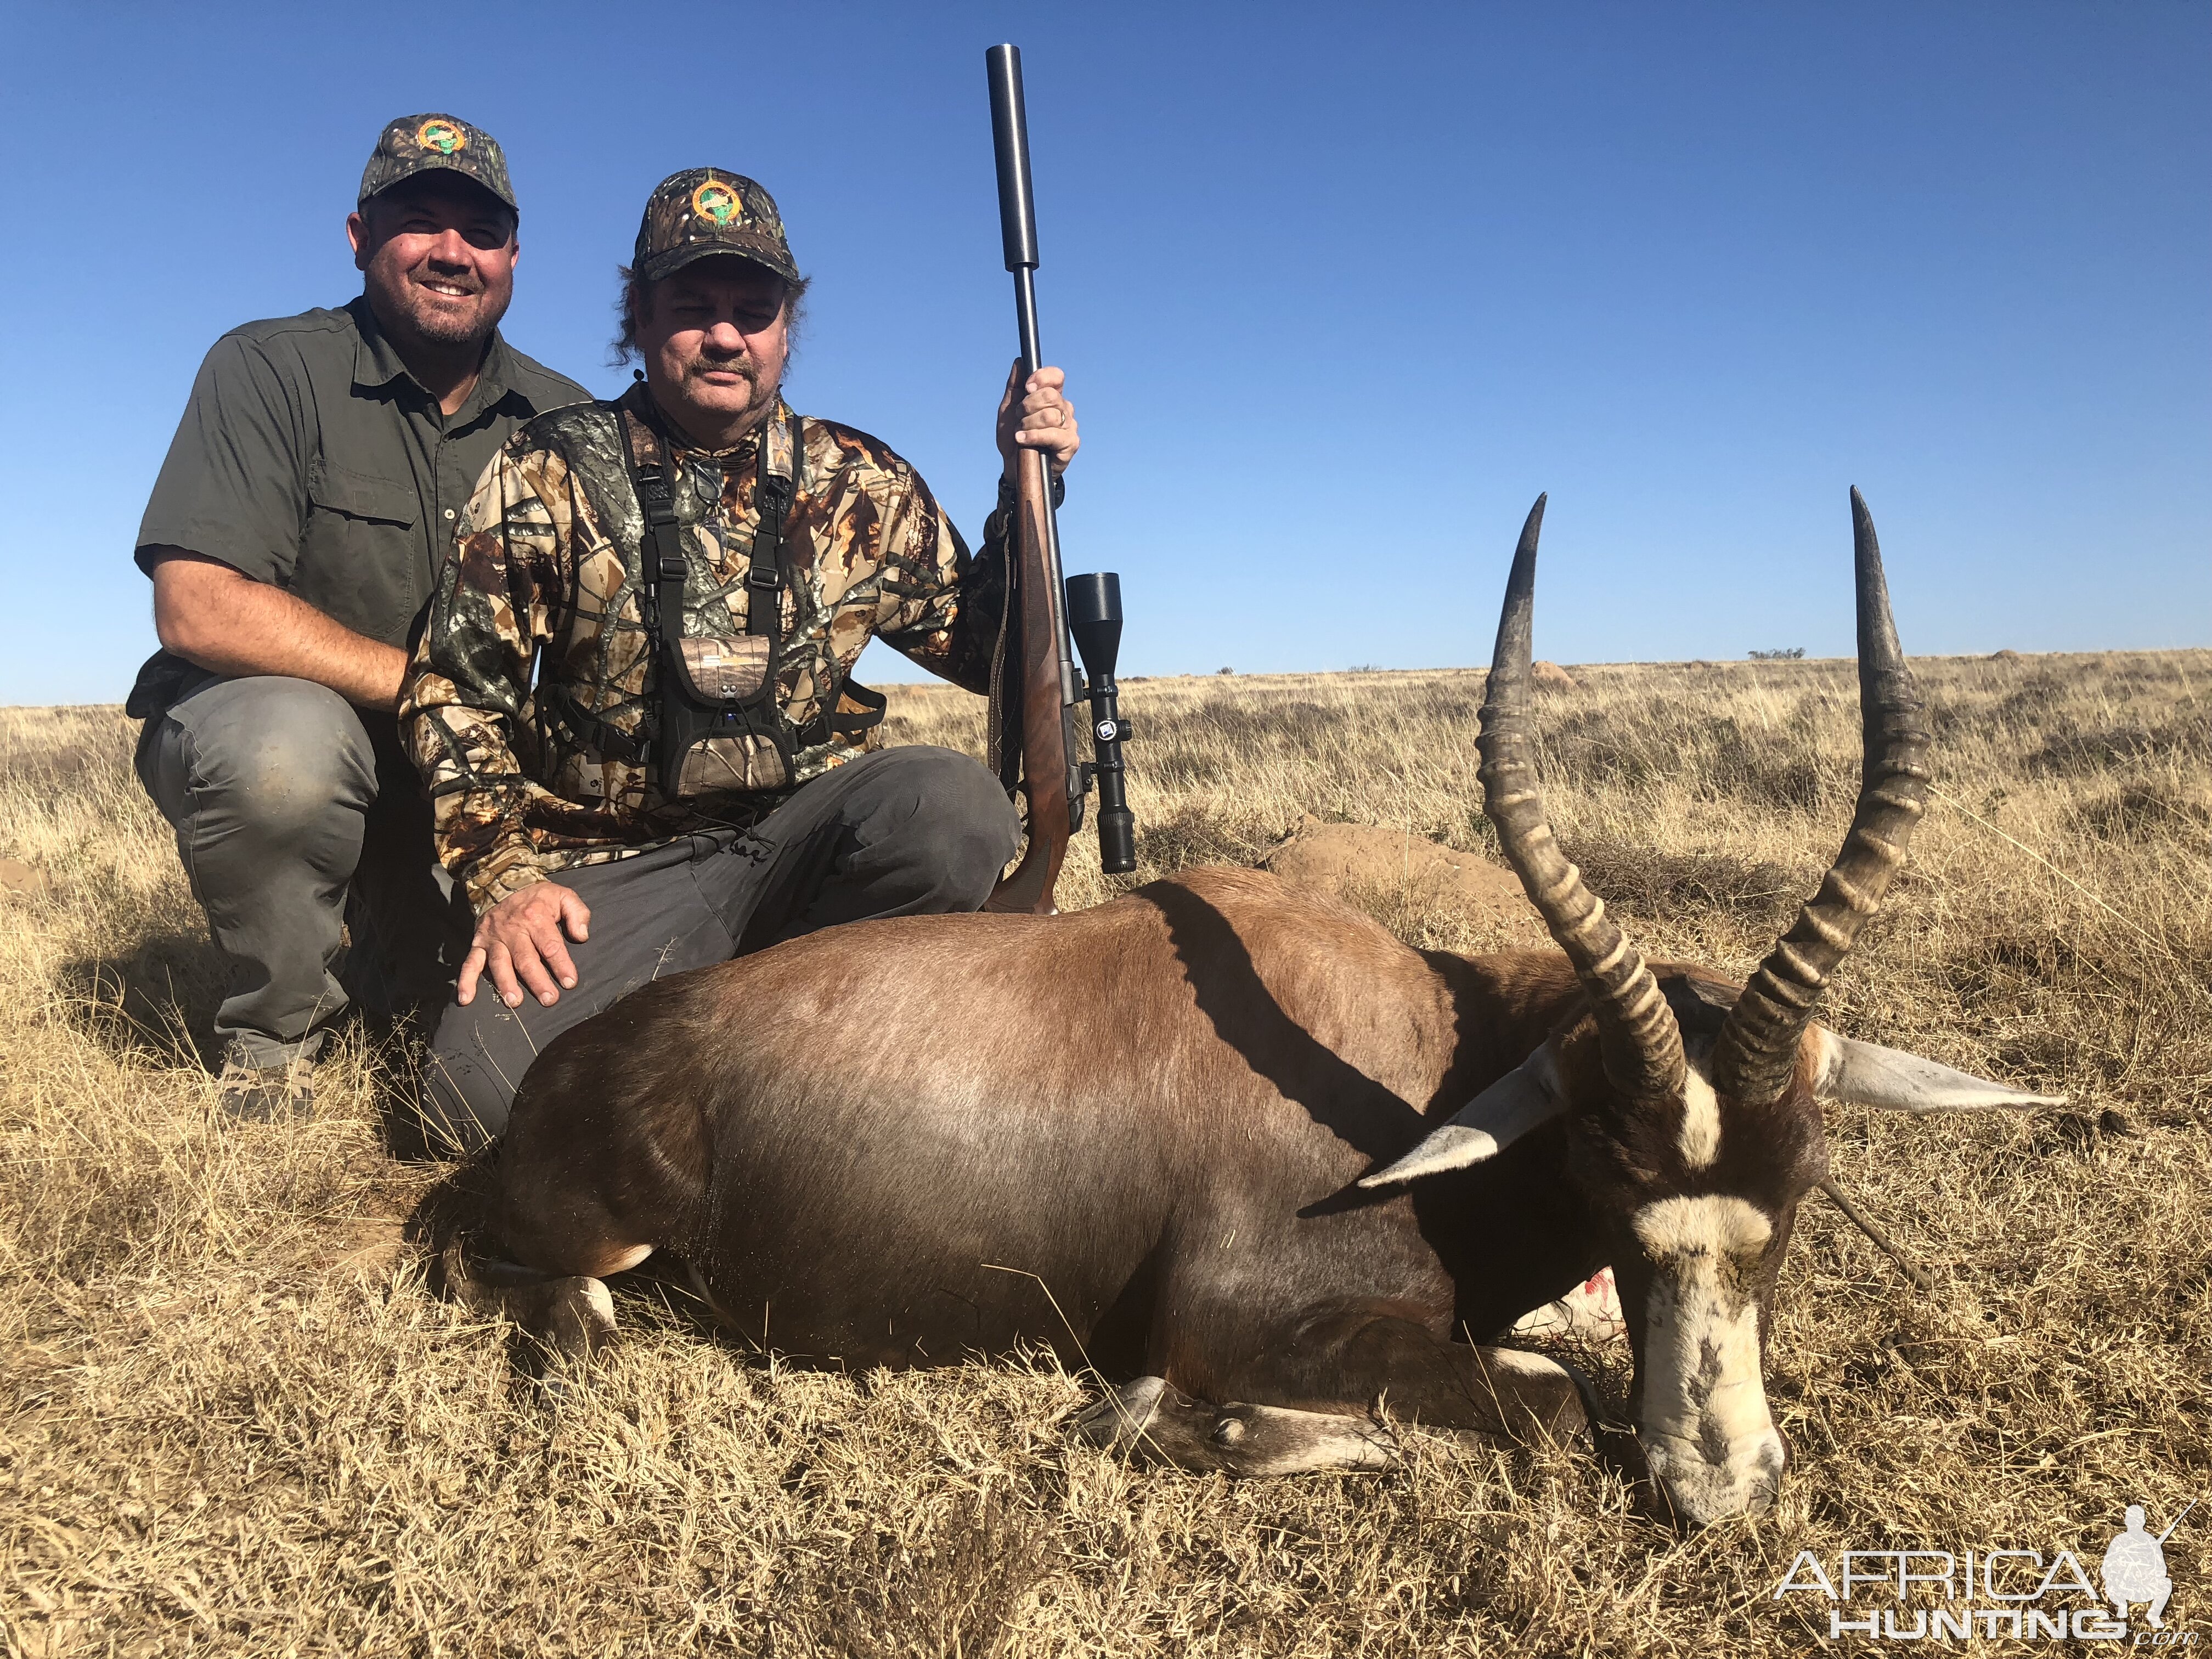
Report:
3,652,2208,1655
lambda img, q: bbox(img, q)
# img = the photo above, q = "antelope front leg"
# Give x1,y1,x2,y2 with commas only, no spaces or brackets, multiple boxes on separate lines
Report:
1075,1376,1397,1475
1406,1341,1593,1441
1224,1312,1593,1443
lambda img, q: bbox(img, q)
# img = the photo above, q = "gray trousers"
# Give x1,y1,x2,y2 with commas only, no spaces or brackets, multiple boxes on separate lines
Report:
420,744,1020,1153
135,672,472,1068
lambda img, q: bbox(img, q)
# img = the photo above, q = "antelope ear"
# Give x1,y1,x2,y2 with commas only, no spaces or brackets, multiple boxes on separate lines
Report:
1360,1041,1566,1187
1814,1029,2066,1113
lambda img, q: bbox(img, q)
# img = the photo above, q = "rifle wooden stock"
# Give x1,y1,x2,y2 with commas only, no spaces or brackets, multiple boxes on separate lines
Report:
984,441,1073,914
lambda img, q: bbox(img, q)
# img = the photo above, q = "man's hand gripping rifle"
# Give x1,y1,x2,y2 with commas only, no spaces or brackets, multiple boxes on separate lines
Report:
983,43,1135,914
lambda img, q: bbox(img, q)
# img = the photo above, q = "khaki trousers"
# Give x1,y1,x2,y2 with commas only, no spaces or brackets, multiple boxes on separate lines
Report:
135,672,470,1068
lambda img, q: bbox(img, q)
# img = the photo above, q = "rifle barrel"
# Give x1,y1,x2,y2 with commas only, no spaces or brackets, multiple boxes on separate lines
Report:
2155,1496,2198,1543
985,43,1074,708
986,44,1043,371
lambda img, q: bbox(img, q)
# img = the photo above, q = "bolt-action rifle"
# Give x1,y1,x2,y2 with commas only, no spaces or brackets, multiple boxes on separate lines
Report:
982,43,1135,913
2155,1497,2198,1544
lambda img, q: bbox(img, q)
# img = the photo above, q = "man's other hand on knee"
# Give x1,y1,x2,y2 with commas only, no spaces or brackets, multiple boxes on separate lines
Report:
460,881,591,1009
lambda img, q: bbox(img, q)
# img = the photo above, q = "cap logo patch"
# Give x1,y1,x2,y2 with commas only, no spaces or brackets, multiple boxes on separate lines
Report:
691,180,742,228
416,120,465,156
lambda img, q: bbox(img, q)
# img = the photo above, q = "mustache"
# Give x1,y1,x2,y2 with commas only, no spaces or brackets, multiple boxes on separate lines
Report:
689,351,759,382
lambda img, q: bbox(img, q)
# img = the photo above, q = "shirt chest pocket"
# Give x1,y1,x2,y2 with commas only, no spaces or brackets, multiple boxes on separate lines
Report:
297,460,425,648
309,460,417,524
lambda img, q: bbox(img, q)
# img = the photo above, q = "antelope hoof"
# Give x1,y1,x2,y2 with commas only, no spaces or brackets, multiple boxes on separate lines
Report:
1476,1345,1593,1442
524,1274,618,1365
1074,1376,1244,1469
1074,1375,1167,1450
439,1240,618,1365
1549,1354,1602,1443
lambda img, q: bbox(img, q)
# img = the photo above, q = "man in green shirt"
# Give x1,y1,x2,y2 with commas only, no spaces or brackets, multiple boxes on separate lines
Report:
129,114,589,1118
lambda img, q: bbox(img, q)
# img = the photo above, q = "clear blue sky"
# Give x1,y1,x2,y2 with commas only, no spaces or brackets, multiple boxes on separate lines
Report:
1,1,2205,703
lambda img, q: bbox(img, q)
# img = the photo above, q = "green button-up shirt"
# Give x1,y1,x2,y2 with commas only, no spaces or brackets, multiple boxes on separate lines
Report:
129,296,588,716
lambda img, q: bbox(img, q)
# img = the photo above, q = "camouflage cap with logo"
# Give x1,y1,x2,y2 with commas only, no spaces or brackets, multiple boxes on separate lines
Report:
358,113,517,212
634,168,800,286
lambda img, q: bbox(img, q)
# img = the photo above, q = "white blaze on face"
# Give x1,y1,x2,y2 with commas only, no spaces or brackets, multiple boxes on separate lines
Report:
1677,1059,1722,1170
1632,1194,1787,1525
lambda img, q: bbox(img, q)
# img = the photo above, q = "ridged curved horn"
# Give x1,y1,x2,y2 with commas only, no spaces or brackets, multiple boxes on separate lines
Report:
1480,496,1686,1102
1712,489,1933,1105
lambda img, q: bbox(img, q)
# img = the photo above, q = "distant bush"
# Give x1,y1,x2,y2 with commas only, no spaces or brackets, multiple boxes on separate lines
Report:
1218,667,1235,675
1749,647,1806,661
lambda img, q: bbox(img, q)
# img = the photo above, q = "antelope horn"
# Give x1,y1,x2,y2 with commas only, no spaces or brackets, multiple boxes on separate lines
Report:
1712,488,1933,1105
1480,496,1686,1101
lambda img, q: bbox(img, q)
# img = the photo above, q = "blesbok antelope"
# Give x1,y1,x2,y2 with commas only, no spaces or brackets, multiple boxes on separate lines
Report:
447,489,2058,1526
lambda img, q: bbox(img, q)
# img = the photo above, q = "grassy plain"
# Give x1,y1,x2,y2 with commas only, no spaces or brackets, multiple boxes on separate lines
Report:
2,650,2208,1656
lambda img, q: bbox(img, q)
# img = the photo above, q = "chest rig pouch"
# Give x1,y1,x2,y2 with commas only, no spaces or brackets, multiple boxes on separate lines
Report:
613,407,884,801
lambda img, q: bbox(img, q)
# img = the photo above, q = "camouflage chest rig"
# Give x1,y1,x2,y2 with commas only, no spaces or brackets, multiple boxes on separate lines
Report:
549,403,885,802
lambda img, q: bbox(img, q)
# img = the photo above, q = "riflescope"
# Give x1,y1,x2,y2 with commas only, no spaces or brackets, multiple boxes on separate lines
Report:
1064,572,1136,874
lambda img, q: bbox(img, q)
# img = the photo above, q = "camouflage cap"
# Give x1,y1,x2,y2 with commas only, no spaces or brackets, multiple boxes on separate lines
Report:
358,114,517,212
634,168,800,286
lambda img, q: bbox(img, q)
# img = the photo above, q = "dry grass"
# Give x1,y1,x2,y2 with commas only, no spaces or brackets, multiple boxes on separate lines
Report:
3,652,2208,1655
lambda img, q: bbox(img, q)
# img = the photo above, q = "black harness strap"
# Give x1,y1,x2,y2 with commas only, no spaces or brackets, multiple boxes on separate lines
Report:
544,674,876,758
743,420,797,638
545,403,879,775
626,408,799,659
814,679,888,738
538,684,646,763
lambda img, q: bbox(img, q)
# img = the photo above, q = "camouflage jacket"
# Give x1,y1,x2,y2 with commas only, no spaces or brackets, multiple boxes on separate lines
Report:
402,382,1008,911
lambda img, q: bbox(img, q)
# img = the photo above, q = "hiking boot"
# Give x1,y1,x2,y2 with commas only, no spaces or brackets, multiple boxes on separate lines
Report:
216,1054,317,1121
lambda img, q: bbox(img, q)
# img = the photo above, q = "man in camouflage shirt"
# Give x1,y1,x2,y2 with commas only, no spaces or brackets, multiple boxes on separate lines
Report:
403,167,1080,1148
